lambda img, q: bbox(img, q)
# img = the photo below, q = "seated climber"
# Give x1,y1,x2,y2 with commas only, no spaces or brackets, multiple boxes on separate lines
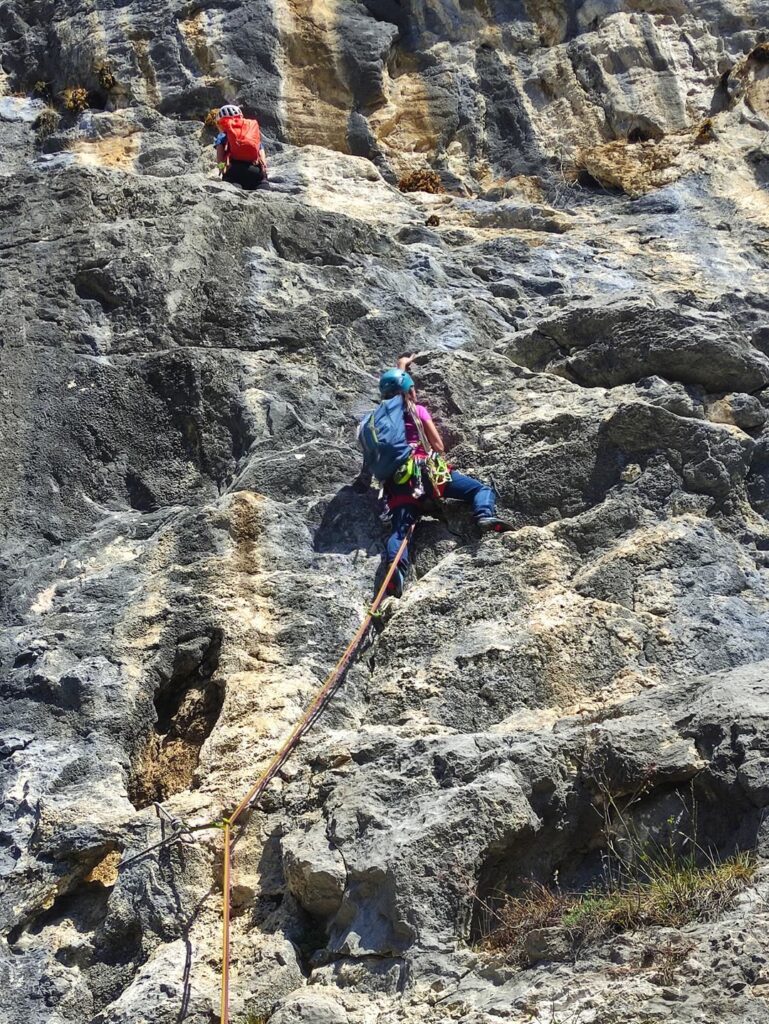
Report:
213,104,269,191
359,354,512,598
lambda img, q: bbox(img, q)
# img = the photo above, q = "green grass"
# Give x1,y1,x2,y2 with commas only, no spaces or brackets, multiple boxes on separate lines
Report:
482,851,756,963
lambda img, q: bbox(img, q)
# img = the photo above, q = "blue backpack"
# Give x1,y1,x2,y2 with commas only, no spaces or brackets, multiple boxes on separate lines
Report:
358,396,412,482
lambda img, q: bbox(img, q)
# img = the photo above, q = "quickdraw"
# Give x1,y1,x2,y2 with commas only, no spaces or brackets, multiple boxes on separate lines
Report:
425,451,451,490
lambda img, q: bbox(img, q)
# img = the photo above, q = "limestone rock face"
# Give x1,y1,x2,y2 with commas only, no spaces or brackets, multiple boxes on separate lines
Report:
3,3,769,1024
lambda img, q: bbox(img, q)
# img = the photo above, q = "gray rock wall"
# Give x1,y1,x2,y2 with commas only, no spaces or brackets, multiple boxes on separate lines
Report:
2,2,769,1023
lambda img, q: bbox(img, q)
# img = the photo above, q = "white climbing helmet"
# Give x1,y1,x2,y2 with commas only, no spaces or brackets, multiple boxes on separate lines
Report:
218,104,242,119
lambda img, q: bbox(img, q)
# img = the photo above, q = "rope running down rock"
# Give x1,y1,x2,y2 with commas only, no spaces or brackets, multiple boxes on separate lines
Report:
220,523,416,1023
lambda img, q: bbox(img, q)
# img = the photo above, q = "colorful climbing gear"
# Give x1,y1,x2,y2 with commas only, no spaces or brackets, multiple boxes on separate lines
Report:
392,455,416,485
425,451,451,491
217,114,262,162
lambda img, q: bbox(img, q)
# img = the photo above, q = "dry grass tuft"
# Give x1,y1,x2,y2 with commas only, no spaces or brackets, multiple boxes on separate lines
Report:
644,939,696,986
482,883,566,957
750,41,769,63
34,107,61,142
32,80,51,101
398,169,445,194
694,118,716,145
482,851,756,964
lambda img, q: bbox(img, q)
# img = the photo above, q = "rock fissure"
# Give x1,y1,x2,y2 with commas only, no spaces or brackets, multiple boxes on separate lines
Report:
128,629,224,809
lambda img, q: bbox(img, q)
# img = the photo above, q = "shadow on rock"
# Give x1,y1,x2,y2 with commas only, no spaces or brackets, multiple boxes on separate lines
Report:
313,485,383,556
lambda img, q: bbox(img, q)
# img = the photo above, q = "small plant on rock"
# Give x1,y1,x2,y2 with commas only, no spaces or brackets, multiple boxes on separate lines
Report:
694,118,715,145
480,776,758,964
32,80,52,102
240,1011,269,1024
203,107,220,129
34,107,61,143
62,86,89,114
481,850,755,964
398,169,445,194
643,939,696,986
95,63,117,92
477,881,570,960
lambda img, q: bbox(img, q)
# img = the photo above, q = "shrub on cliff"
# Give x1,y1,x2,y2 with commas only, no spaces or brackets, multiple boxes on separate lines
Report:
398,169,445,194
34,108,61,143
95,63,117,92
62,86,89,113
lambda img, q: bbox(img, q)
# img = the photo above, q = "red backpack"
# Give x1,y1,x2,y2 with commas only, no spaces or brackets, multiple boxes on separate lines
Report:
218,115,262,162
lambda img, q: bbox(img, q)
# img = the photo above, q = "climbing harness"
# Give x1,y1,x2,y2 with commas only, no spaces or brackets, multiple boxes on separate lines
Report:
219,524,416,1024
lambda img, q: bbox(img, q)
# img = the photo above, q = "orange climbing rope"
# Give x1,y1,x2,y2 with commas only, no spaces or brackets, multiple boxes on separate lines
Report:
219,523,415,1024
220,820,232,1024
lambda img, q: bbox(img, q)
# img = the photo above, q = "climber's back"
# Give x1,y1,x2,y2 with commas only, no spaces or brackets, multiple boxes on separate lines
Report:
213,104,269,191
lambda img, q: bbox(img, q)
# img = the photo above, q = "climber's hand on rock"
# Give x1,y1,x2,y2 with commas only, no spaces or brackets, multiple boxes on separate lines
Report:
397,351,430,371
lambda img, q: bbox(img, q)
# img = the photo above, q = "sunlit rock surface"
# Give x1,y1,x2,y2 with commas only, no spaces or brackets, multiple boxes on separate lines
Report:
2,2,769,1023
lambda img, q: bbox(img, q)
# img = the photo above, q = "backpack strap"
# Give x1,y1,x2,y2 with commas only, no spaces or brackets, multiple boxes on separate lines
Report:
405,398,430,454
405,399,450,495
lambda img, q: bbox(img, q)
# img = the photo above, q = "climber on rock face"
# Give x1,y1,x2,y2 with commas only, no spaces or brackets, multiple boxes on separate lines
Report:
213,104,269,191
358,353,513,598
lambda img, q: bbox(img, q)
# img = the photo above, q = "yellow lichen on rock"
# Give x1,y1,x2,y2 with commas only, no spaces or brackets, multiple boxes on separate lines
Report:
741,43,769,119
575,137,680,196
84,850,121,886
178,10,219,77
275,0,355,151
368,59,444,176
71,133,141,172
127,33,161,107
524,0,568,46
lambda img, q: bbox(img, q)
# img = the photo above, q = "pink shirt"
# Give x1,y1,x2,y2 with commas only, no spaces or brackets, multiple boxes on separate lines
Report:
406,404,432,458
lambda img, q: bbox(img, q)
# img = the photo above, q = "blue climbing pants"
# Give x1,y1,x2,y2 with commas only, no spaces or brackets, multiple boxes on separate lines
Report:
385,470,495,573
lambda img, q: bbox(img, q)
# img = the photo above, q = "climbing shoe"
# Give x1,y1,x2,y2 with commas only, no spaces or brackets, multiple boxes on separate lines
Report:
374,562,404,599
386,567,405,598
477,516,514,534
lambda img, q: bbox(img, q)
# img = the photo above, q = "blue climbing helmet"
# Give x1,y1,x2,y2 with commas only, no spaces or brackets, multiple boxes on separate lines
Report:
379,368,414,398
